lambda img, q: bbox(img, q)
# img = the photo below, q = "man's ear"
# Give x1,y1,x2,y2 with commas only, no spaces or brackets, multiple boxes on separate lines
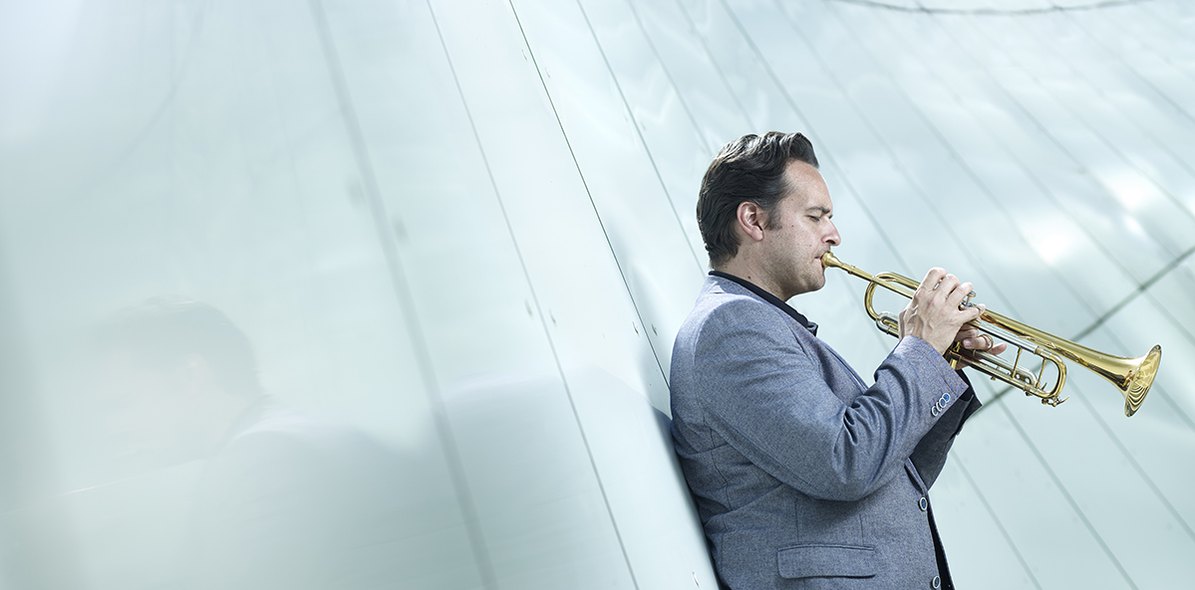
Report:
736,201,767,243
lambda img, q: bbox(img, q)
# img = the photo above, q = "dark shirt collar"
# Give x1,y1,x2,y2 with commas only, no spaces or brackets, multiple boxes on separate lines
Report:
709,270,818,336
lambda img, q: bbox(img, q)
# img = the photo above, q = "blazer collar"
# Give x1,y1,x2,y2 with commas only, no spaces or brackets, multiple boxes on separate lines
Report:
708,270,818,336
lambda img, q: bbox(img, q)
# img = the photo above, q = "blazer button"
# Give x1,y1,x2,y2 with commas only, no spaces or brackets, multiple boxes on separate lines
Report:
919,497,928,512
932,574,942,588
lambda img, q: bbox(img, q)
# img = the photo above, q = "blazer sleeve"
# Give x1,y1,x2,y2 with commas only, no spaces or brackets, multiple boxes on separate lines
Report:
692,298,970,502
910,370,982,489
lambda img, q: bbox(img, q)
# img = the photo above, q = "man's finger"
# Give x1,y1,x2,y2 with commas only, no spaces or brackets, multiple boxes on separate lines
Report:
917,267,947,299
955,328,981,342
945,280,972,308
935,275,961,302
962,334,1004,352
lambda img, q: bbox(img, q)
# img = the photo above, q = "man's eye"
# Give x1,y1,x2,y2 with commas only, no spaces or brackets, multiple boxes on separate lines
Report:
808,215,822,221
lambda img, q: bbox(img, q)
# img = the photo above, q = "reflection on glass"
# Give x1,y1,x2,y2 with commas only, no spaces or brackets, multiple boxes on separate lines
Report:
40,298,446,589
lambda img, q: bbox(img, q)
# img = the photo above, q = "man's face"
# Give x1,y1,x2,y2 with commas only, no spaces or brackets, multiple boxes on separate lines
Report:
762,161,841,298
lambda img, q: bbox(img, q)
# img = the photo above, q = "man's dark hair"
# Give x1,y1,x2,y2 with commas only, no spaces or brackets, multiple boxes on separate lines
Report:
696,132,819,266
97,297,262,398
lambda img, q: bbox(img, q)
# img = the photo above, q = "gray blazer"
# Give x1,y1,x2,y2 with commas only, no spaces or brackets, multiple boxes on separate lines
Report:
671,274,980,589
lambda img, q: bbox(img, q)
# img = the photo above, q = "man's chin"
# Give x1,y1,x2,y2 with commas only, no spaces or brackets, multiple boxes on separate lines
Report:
793,279,824,296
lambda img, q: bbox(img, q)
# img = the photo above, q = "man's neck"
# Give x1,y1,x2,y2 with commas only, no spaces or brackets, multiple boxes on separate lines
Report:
714,258,790,301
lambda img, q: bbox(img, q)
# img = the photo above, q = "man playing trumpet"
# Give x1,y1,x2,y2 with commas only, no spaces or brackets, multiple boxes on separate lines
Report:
670,132,1003,590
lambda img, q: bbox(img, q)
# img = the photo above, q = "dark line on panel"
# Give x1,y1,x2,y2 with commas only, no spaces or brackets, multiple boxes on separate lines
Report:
501,1,659,586
953,458,1043,589
834,0,1165,305
572,0,705,273
856,1,1195,426
621,0,710,149
737,0,1019,311
919,11,1183,264
1144,280,1195,356
306,1,498,587
841,0,1195,437
825,0,1155,16
997,402,1138,588
501,1,672,386
1059,9,1195,177
1134,0,1195,66
1054,7,1195,129
819,0,1135,399
1075,379,1195,540
805,1,1102,321
877,0,1195,433
1076,245,1195,340
670,0,753,130
969,251,1195,547
980,244,1195,417
970,11,1195,227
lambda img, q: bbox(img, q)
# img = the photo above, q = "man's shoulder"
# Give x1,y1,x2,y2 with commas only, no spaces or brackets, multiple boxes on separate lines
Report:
679,277,794,342
671,281,803,387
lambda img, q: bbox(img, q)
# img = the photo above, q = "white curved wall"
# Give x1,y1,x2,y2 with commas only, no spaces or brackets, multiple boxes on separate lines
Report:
1,1,1193,588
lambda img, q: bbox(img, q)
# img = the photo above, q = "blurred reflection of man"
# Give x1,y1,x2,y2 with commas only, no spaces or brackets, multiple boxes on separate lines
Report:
93,297,407,589
670,132,1003,590
92,298,266,478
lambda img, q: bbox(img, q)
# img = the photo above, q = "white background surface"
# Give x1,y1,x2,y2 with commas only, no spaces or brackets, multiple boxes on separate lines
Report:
1,1,1192,588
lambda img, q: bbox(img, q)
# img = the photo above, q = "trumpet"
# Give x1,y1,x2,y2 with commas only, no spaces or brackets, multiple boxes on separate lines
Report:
821,252,1161,417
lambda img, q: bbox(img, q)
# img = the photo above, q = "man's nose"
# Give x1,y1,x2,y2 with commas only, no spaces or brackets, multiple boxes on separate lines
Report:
826,222,841,246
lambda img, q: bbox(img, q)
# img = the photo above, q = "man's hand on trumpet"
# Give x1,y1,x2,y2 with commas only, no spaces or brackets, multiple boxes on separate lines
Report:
898,267,1006,356
955,319,1007,356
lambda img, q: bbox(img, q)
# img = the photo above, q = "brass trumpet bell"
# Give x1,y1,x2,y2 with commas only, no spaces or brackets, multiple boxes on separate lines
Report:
821,252,1161,417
